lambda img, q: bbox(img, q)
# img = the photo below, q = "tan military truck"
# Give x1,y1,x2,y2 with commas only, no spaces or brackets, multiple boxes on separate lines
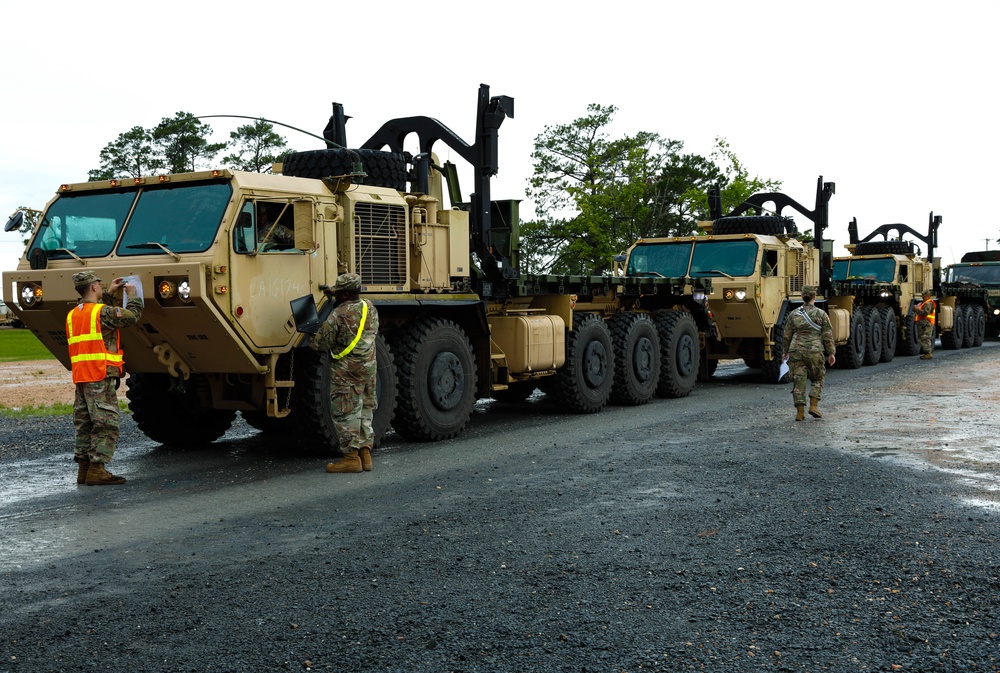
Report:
620,177,859,383
943,250,998,341
2,85,712,450
833,213,988,357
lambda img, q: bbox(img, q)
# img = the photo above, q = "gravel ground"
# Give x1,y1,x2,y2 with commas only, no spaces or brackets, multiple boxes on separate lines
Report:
1,349,999,672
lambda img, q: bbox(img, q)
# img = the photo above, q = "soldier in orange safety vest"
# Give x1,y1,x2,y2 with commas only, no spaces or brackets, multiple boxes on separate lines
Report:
66,270,143,485
914,289,936,360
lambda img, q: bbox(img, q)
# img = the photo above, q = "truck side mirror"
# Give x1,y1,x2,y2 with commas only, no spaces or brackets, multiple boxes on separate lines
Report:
293,201,314,251
4,210,24,233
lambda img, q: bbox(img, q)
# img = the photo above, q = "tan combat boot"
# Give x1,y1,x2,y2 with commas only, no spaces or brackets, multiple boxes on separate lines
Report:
359,448,373,472
75,457,90,485
326,450,363,473
809,399,822,419
920,353,933,360
85,462,126,486
795,405,805,422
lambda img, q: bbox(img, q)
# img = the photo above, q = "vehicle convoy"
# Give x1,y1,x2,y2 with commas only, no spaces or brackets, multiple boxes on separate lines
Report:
0,300,23,328
943,250,1000,340
2,85,713,449
833,213,989,355
620,176,861,383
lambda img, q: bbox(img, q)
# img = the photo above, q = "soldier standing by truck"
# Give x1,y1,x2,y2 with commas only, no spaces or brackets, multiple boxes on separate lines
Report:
308,273,379,473
915,289,937,359
782,286,836,421
67,271,143,485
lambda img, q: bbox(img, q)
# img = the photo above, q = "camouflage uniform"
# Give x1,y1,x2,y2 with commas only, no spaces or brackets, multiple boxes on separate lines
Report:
308,278,379,456
70,277,143,466
782,302,835,406
914,296,936,356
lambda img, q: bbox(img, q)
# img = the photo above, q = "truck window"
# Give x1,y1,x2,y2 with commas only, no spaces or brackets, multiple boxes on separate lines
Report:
690,239,759,278
118,182,231,256
835,258,896,282
233,200,296,254
28,191,137,259
626,241,692,277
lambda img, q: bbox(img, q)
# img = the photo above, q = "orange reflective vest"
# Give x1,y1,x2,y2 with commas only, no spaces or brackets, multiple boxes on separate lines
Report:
915,299,936,326
66,303,124,383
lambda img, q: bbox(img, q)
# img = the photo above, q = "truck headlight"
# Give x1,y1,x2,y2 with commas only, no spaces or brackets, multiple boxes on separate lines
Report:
20,283,41,307
178,280,192,302
724,288,748,302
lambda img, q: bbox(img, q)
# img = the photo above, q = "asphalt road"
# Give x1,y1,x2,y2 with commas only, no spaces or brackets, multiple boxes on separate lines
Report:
1,344,999,672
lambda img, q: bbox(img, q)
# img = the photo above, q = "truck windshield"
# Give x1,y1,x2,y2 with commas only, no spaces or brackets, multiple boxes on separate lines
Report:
118,182,232,256
627,239,759,277
627,242,692,277
29,191,137,259
946,264,1000,284
833,258,896,282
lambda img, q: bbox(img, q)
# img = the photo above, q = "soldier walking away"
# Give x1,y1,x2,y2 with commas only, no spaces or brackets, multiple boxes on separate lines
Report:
914,289,937,359
308,273,379,473
67,271,143,485
782,286,836,421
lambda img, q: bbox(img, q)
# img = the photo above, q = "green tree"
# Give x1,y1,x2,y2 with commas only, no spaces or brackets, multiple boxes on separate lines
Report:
8,207,41,246
221,119,291,173
687,137,783,221
88,126,163,181
153,112,226,174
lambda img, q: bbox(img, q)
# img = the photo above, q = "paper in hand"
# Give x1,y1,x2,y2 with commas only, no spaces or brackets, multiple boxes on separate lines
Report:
121,274,144,305
778,361,790,380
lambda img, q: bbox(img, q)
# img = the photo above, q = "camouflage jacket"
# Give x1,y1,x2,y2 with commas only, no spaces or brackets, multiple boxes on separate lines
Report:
783,304,834,356
80,293,144,378
308,298,379,383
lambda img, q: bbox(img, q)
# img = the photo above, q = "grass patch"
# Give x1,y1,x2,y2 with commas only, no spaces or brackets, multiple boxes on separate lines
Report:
0,400,130,418
0,329,57,363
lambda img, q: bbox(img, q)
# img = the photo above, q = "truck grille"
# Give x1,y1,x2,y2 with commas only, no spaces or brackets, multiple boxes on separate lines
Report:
354,202,406,286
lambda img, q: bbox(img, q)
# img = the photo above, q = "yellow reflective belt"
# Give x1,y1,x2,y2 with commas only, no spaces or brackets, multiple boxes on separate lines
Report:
332,301,368,360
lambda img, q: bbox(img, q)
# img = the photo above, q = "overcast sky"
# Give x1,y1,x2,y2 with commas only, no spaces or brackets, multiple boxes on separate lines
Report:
2,0,997,279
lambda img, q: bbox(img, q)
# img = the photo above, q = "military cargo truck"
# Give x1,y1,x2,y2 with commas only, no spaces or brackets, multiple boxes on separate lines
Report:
943,250,1000,340
620,177,859,383
2,85,711,450
834,213,988,355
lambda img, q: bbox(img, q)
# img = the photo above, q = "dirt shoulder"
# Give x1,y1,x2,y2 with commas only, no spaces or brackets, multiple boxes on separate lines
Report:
0,359,118,409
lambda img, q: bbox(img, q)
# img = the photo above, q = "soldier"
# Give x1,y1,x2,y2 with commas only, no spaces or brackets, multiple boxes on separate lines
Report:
67,271,143,485
782,286,836,421
914,289,936,359
308,273,379,473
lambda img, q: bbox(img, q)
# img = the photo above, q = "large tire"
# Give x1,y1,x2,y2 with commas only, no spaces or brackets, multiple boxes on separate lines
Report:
860,306,882,366
373,334,398,443
654,311,699,398
836,310,865,369
126,372,236,447
608,312,660,406
282,149,408,190
712,216,788,236
878,307,897,362
971,305,986,347
760,322,787,384
897,312,921,356
854,240,913,255
960,305,976,348
549,313,614,413
940,307,964,350
390,318,477,441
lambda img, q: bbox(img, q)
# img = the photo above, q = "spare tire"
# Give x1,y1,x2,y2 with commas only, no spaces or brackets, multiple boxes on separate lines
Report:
282,149,408,190
711,216,790,236
854,240,913,255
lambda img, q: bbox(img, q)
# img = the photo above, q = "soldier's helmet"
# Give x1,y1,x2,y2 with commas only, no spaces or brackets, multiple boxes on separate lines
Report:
333,273,362,292
71,270,103,288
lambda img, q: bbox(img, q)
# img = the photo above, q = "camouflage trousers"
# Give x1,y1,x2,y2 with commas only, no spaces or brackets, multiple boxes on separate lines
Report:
73,378,121,464
917,321,934,354
787,352,826,406
329,379,376,454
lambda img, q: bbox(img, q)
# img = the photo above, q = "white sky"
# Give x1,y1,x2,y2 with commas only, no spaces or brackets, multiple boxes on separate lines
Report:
2,0,998,277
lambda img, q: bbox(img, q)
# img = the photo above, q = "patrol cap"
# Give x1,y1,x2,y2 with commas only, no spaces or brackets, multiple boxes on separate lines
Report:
801,285,818,296
921,289,933,298
71,270,103,287
333,272,362,292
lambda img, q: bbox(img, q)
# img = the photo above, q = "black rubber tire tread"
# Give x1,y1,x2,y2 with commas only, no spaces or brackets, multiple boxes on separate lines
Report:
971,305,986,347
491,382,536,404
836,310,866,369
940,306,964,350
711,216,788,236
878,307,897,362
389,318,477,441
282,149,408,190
549,313,614,414
126,372,236,447
854,240,913,255
760,322,787,384
960,305,975,348
284,347,340,453
608,312,660,406
653,310,700,397
860,306,882,366
897,312,921,356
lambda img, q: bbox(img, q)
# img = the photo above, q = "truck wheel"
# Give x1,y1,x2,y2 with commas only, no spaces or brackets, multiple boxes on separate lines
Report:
126,372,236,446
550,313,614,413
878,307,897,362
391,318,477,440
854,240,913,255
971,305,986,347
654,310,699,397
897,312,921,356
760,322,787,384
960,305,976,348
940,308,964,350
836,310,865,369
281,149,408,190
373,333,398,443
861,306,882,366
711,216,788,236
609,312,660,406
